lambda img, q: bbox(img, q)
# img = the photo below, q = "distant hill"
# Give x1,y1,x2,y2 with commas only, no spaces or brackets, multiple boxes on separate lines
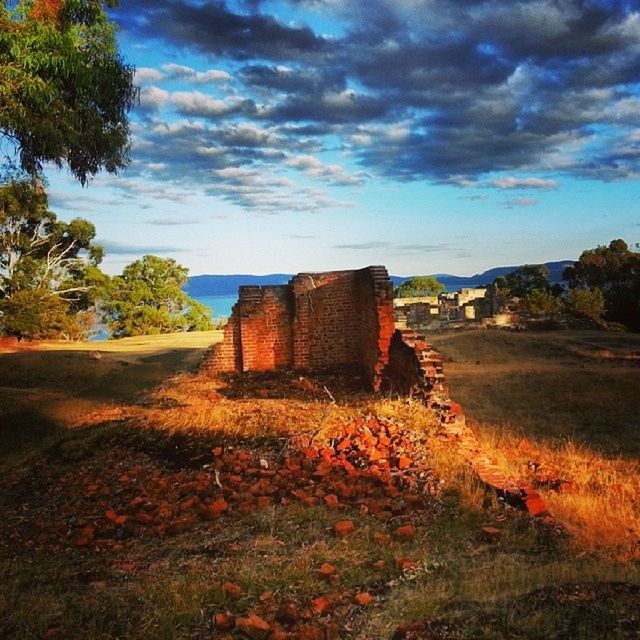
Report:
428,260,575,290
185,273,292,296
187,261,575,296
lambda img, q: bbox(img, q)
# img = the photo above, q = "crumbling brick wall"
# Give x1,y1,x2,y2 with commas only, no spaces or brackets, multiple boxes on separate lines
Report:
204,266,395,389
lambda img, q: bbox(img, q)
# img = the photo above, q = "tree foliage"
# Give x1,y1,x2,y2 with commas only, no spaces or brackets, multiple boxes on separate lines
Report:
0,179,106,338
0,0,137,183
522,288,564,315
493,264,552,297
395,275,445,298
0,287,83,338
564,239,640,331
102,255,214,338
565,287,605,322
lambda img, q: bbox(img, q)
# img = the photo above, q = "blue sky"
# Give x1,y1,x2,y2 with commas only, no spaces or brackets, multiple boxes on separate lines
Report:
47,0,640,276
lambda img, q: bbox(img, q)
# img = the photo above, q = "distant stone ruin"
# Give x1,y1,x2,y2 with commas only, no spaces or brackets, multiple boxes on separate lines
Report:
394,287,516,330
203,266,396,390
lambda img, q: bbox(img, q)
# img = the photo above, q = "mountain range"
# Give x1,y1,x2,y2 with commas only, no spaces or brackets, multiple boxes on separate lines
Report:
185,261,575,297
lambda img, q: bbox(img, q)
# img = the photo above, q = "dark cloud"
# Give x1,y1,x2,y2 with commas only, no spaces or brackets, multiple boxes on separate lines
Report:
262,90,391,124
239,64,343,95
119,0,327,61
113,0,640,199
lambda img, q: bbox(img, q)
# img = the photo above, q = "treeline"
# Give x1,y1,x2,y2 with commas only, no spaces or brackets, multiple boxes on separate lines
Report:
396,242,640,331
0,180,214,340
490,243,640,331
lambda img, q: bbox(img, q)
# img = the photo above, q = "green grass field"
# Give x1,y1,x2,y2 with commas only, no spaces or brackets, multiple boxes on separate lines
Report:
1,329,639,639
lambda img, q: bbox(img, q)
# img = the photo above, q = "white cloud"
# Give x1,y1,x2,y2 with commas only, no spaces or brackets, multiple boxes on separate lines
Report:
286,154,364,185
171,91,242,117
490,176,558,190
139,86,170,110
162,63,231,84
135,67,165,84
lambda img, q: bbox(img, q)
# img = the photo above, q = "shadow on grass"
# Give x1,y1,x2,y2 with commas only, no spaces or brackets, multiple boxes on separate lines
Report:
0,344,209,461
213,365,370,401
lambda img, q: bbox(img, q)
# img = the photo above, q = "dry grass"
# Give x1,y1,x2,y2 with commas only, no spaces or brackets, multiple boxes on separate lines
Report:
1,330,639,638
431,329,640,561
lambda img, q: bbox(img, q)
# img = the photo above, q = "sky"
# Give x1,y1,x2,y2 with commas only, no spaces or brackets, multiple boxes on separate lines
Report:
46,0,640,277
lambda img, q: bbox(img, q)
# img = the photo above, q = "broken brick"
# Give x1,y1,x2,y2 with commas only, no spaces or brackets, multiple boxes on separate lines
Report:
222,582,242,599
206,497,229,518
394,524,415,539
235,613,270,639
214,611,235,631
333,520,356,537
354,593,373,606
317,563,336,577
323,494,340,508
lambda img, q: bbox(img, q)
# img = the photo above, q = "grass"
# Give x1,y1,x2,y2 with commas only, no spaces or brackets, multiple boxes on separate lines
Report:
430,329,640,561
1,329,639,638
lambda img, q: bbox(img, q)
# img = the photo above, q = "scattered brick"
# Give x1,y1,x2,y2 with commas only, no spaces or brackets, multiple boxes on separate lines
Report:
394,524,415,539
354,592,373,606
317,563,336,577
482,525,502,541
222,582,242,599
333,520,356,538
235,613,270,639
214,611,235,631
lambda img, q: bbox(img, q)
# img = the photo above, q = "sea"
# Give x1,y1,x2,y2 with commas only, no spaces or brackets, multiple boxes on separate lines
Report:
195,294,238,321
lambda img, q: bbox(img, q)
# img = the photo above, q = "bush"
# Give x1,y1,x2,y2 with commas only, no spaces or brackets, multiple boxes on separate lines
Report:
566,287,605,321
0,289,83,340
522,288,564,315
395,276,445,298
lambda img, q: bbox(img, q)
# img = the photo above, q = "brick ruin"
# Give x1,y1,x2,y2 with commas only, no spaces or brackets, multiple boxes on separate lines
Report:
204,266,396,390
203,265,548,517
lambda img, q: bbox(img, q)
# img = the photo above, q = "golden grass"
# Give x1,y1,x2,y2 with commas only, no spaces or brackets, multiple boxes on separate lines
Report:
2,330,639,639
430,329,640,561
34,329,224,353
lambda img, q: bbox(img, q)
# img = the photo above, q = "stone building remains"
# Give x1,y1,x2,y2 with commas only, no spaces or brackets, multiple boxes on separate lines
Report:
394,287,516,330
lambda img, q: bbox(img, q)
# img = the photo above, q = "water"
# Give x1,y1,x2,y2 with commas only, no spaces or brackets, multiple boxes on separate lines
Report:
194,294,238,320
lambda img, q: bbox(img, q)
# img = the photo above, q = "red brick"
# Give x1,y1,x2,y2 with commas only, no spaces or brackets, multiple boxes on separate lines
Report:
333,520,356,537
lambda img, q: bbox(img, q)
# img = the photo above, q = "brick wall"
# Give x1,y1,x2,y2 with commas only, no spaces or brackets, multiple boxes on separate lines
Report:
204,266,394,389
381,328,549,517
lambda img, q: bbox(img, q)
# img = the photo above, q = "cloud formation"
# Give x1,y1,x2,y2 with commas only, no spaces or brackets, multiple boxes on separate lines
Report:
114,0,640,212
490,177,558,190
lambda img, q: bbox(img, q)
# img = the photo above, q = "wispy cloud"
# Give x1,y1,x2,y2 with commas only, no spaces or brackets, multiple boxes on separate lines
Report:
334,241,389,250
490,177,558,190
99,240,184,255
146,217,202,226
505,196,538,209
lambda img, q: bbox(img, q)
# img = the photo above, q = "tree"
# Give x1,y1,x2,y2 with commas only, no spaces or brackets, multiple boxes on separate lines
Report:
523,288,564,315
0,179,107,338
395,275,445,298
102,255,215,338
0,0,137,183
564,239,640,330
0,288,83,339
493,264,551,297
565,287,605,322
